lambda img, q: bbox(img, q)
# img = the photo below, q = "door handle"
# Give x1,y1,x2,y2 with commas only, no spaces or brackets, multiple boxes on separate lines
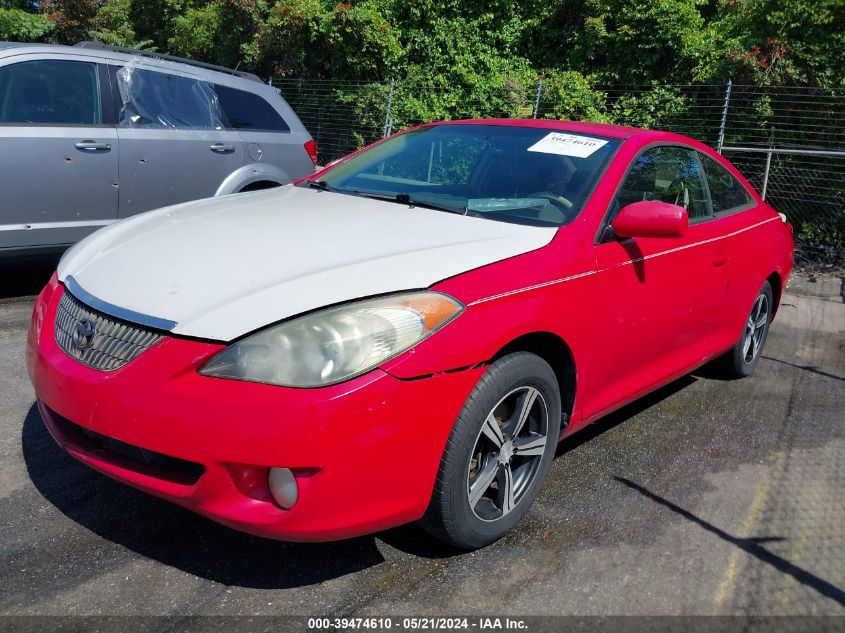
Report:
210,143,235,153
712,253,728,268
75,140,111,151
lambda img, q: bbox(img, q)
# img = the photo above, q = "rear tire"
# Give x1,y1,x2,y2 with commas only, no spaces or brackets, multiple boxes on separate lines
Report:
421,352,561,550
718,280,773,378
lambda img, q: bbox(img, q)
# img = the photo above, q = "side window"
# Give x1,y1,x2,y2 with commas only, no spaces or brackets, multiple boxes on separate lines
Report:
0,60,100,125
614,146,711,221
214,84,290,132
115,67,222,129
700,154,753,214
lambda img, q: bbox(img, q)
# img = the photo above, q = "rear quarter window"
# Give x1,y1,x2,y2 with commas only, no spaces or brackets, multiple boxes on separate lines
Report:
214,85,290,132
700,153,753,214
116,67,222,129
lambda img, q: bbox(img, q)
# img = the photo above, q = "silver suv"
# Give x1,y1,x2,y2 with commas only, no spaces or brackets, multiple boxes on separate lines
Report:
0,41,317,254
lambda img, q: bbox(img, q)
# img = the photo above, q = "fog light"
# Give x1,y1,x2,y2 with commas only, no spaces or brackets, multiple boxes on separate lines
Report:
268,467,298,509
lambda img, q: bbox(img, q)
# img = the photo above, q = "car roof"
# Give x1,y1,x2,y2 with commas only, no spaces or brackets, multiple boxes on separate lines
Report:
431,118,647,140
0,41,262,84
0,41,36,50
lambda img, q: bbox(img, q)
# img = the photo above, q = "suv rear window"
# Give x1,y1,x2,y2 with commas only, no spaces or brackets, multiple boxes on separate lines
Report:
0,60,100,125
116,67,222,129
214,85,290,132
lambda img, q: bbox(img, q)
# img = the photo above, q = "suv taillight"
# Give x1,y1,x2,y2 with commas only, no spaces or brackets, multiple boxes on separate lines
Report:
304,140,318,166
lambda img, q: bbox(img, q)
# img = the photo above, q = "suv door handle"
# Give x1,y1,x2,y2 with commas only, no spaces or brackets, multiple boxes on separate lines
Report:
210,143,235,153
712,253,729,268
75,140,111,151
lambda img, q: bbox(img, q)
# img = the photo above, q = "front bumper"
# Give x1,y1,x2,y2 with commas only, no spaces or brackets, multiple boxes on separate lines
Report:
27,277,484,541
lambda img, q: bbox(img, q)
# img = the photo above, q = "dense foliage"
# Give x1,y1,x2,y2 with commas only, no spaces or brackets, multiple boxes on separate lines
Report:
1,0,842,89
2,0,842,131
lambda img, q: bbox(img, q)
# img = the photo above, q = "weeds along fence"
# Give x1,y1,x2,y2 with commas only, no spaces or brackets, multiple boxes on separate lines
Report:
273,78,845,268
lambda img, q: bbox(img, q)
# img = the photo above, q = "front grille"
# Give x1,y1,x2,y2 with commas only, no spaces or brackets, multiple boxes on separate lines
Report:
55,289,163,371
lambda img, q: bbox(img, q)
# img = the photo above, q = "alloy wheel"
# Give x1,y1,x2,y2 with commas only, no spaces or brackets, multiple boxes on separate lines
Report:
466,386,550,521
742,294,769,364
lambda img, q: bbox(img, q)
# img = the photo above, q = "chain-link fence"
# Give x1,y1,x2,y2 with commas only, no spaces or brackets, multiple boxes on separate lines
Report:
273,77,845,268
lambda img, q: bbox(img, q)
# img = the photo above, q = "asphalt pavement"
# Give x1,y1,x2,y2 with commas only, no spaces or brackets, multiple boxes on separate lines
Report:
1,256,843,617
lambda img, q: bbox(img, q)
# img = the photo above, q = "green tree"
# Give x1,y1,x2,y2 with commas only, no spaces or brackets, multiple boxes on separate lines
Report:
0,7,53,41
538,70,608,121
165,1,401,80
89,0,152,48
714,0,845,87
522,0,718,84
609,85,688,128
40,0,98,43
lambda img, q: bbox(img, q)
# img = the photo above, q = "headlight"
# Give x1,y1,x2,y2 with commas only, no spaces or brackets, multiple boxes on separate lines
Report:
199,292,463,387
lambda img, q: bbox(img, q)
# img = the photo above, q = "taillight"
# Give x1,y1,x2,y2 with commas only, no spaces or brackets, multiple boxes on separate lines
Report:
778,212,793,234
304,140,318,166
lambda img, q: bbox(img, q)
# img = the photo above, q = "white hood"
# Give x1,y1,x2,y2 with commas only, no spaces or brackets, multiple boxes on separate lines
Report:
58,185,556,341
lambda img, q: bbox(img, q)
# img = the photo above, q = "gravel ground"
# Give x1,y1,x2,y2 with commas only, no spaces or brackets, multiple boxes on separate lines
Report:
1,256,843,618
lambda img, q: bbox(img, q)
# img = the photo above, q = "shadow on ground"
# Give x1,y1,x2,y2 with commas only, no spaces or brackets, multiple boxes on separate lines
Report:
615,476,845,608
556,375,697,457
0,254,61,300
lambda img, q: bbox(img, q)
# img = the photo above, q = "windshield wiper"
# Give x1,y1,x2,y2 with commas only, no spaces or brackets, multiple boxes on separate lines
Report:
396,193,467,214
408,196,481,217
303,183,475,216
351,190,468,215
305,179,336,192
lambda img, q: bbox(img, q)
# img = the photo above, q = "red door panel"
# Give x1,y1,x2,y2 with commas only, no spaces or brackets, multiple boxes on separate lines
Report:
584,221,729,420
706,208,784,353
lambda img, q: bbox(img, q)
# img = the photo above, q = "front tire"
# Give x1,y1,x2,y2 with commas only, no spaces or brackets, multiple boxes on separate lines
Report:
422,352,561,549
719,280,773,378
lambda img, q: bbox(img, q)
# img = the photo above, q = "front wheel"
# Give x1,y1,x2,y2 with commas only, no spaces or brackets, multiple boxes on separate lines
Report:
718,280,773,378
421,352,561,549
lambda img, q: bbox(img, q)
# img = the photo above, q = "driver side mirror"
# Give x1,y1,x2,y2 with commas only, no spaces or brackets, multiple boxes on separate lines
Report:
611,200,688,239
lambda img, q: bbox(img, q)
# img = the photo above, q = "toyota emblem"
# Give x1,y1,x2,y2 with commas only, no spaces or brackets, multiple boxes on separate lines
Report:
71,318,97,350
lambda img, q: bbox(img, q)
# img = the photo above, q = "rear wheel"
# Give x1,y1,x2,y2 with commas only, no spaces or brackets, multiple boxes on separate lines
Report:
718,280,773,378
422,352,561,549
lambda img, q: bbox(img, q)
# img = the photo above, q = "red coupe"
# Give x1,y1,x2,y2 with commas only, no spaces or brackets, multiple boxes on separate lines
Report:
27,120,793,549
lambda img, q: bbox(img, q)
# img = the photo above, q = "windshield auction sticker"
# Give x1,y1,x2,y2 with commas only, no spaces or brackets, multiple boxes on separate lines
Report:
527,133,608,158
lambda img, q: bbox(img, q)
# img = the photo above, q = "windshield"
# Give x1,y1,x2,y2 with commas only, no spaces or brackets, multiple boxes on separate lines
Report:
308,124,620,226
